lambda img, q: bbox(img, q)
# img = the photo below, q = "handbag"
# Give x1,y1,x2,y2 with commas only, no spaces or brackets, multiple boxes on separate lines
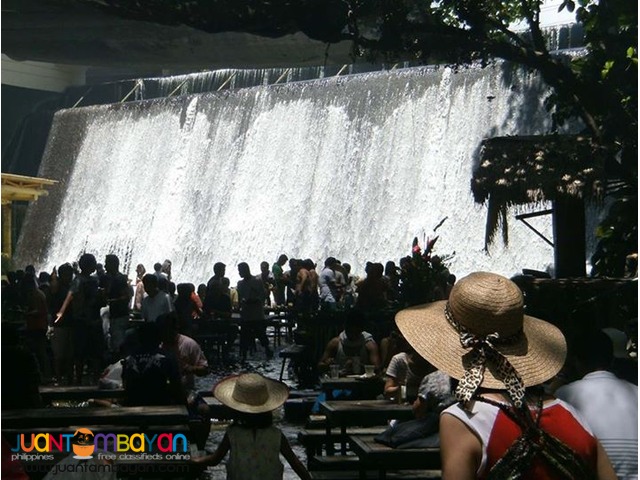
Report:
374,412,440,449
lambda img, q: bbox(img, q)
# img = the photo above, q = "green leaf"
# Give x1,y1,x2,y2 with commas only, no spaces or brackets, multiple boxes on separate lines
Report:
601,60,615,78
626,46,636,59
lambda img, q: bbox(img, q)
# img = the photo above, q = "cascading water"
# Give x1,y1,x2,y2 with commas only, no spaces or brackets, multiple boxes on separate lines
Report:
17,62,568,284
149,65,375,98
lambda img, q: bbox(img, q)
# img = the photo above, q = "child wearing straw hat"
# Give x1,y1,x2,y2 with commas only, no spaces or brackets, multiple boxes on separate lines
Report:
395,271,617,480
194,373,311,480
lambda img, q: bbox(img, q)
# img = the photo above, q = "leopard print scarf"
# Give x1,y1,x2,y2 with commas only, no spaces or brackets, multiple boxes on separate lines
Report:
444,303,526,407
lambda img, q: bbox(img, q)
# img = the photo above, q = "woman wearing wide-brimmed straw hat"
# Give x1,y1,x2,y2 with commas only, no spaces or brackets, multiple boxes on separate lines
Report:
193,373,311,480
395,272,616,480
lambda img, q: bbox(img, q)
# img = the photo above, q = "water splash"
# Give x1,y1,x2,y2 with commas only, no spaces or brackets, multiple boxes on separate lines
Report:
17,62,565,284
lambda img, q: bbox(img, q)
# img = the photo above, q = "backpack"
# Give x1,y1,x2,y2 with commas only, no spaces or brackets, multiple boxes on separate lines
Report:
374,412,440,449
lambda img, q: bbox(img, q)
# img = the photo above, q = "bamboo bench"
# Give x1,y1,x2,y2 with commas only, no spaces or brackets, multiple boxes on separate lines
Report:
39,385,125,404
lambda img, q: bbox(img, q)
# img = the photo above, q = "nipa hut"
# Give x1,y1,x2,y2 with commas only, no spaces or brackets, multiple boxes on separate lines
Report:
471,134,607,277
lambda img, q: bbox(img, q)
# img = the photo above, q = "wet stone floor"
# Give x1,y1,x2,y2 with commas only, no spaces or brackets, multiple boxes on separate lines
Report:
194,344,315,480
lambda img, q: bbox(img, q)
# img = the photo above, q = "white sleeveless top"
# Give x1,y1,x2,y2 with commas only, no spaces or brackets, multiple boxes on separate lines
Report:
226,425,284,480
335,331,375,367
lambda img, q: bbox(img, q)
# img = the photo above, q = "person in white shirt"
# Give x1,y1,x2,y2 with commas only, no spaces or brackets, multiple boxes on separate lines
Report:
141,274,174,322
556,329,638,480
384,347,434,402
318,257,338,310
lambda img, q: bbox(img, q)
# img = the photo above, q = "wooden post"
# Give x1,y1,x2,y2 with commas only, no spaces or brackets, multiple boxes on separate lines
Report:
552,195,586,278
2,203,12,258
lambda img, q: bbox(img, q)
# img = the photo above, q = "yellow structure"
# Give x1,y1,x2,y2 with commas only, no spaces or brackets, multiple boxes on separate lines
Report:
1,173,57,258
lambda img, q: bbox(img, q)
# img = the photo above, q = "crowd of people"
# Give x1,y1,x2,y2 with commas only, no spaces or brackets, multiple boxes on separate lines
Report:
194,271,637,480
1,253,637,480
0,251,456,384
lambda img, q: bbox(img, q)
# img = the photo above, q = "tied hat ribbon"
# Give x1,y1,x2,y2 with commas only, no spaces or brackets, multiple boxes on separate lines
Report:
445,303,526,408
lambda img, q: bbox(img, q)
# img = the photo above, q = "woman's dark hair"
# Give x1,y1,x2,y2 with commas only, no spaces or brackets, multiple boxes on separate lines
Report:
137,322,161,351
177,283,194,297
235,411,273,429
58,263,74,279
157,311,179,331
570,330,614,373
19,272,38,291
385,261,398,276
157,276,169,292
174,284,196,316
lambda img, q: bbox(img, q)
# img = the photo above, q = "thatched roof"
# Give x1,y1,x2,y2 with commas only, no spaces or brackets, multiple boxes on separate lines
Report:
471,135,607,248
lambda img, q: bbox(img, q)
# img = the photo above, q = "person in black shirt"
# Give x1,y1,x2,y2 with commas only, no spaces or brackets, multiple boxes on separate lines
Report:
122,323,185,406
56,253,105,384
101,254,133,362
49,263,76,384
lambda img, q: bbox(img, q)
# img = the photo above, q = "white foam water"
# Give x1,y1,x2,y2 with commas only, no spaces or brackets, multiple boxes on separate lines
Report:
17,62,569,284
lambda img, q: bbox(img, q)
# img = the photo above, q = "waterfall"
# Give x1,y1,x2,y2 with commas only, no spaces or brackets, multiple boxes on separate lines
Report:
125,64,406,101
16,62,566,285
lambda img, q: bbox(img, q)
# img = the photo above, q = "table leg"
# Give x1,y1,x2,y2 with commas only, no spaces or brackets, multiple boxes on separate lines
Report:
272,323,277,351
325,421,334,455
360,463,367,480
279,358,287,382
341,425,347,455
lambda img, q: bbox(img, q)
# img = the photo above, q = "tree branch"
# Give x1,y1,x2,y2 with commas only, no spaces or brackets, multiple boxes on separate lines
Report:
520,0,548,54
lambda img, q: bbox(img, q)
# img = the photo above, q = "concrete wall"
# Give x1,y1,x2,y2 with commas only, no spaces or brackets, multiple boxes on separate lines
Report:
1,54,86,93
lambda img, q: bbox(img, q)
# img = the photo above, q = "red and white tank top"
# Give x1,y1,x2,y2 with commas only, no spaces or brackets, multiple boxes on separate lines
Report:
443,398,599,479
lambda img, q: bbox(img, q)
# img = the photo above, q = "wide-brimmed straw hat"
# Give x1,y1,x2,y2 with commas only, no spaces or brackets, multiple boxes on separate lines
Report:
396,272,566,398
214,373,289,414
